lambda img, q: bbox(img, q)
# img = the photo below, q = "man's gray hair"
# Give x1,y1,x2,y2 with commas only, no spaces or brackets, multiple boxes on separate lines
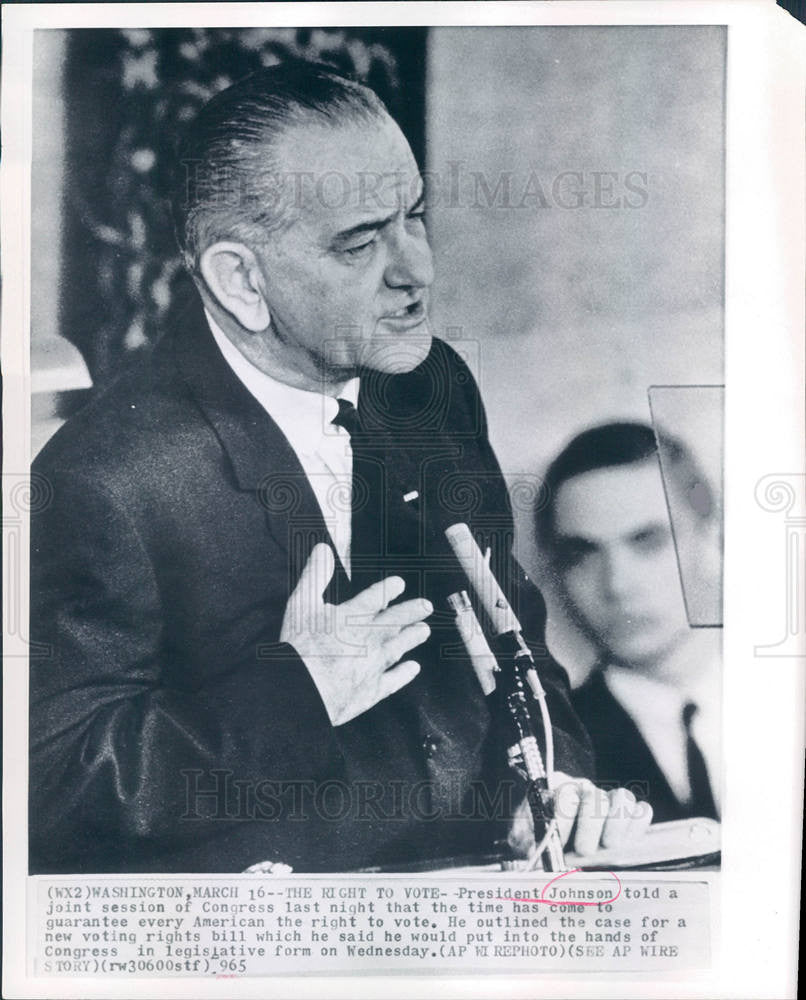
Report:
172,61,389,270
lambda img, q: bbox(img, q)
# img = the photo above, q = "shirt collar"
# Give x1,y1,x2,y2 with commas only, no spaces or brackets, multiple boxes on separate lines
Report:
604,667,687,729
205,310,360,454
603,648,720,724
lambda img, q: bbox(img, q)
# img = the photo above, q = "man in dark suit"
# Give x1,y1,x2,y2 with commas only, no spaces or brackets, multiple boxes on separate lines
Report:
30,64,648,874
537,423,721,824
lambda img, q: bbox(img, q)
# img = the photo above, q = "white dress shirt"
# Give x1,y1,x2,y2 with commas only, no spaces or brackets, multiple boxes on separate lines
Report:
604,656,721,815
206,312,358,577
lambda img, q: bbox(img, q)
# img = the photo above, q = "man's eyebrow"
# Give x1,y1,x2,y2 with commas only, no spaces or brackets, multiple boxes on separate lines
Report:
628,521,670,540
331,212,396,246
330,190,426,246
553,533,597,550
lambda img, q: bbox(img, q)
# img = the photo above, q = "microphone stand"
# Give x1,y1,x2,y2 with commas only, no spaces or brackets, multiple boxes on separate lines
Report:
494,630,566,872
447,588,566,872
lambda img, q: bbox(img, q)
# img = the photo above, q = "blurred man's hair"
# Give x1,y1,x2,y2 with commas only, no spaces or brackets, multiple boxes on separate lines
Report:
172,61,389,271
536,421,716,549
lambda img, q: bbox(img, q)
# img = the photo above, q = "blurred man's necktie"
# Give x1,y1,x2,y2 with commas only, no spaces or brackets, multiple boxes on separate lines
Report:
682,701,719,820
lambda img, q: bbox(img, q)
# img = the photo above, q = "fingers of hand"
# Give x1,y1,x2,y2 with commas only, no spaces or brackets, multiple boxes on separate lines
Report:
375,659,421,701
600,787,643,848
507,797,535,856
604,791,653,847
572,780,610,856
295,543,335,606
553,777,583,848
373,597,433,629
281,545,335,644
341,598,431,662
336,659,421,726
553,778,610,856
380,621,431,669
553,779,653,856
346,575,406,613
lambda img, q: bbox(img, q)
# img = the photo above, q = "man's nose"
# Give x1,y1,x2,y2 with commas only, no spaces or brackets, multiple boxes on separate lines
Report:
384,225,434,289
600,549,638,602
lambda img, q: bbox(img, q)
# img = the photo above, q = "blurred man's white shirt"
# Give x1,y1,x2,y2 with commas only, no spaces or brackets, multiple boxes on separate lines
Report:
604,645,721,815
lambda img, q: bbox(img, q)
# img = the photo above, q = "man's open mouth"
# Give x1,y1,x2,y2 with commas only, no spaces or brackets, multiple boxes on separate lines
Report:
383,300,425,320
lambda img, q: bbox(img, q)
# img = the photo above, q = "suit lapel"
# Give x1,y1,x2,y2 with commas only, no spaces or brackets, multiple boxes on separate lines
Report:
171,308,351,595
586,672,683,815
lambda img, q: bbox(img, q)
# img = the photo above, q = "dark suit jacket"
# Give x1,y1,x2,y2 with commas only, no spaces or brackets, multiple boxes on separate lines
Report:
571,669,698,823
29,304,592,873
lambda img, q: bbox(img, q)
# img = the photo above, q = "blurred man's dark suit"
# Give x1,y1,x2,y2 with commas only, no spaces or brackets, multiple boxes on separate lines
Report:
572,669,696,823
29,302,592,873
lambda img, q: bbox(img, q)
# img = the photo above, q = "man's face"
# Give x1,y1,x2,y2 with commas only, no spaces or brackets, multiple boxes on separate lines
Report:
250,113,434,386
551,459,692,668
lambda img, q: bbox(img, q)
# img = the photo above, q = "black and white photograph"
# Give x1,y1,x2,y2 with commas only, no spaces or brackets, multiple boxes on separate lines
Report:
2,2,803,997
26,20,725,876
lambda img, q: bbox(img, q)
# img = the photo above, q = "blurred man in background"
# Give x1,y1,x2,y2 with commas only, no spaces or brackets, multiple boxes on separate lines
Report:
537,422,721,823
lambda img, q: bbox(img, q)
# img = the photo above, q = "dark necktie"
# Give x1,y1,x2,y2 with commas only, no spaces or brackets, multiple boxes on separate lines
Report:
682,701,719,820
332,397,362,439
331,398,384,592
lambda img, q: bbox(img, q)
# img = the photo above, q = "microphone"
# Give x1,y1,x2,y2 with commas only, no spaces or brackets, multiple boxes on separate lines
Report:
444,522,542,693
447,590,498,696
444,523,520,637
444,521,565,871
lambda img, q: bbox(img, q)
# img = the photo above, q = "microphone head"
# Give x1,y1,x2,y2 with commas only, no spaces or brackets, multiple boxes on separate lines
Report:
444,522,520,636
444,522,473,550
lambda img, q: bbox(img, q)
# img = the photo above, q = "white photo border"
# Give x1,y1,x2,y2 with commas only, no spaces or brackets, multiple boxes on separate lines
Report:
3,3,804,998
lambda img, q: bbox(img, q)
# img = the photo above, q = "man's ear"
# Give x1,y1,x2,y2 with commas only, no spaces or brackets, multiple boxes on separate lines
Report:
198,242,271,332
